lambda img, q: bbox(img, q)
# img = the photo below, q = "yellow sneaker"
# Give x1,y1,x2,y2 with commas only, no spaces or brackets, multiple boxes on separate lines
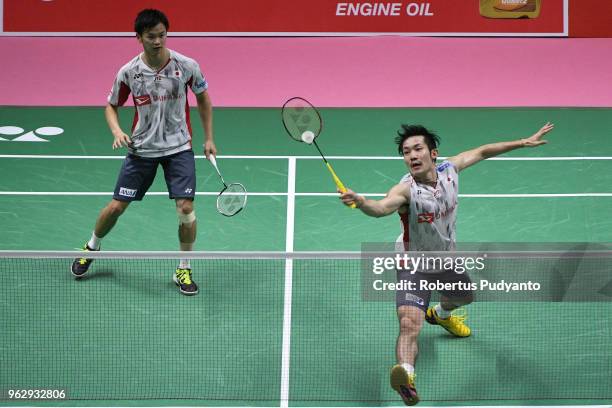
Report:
173,268,199,296
425,306,471,337
70,243,97,278
390,365,419,406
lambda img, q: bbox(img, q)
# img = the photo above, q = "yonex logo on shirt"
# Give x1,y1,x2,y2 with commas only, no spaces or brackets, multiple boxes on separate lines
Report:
119,187,137,198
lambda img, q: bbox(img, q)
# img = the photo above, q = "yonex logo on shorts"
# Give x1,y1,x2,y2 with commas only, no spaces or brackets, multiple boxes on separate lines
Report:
119,187,137,198
404,293,425,305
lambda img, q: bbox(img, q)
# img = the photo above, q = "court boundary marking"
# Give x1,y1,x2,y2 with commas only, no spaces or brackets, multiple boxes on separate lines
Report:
0,406,608,408
3,155,612,160
2,150,611,406
1,192,611,198
280,157,296,407
3,154,612,198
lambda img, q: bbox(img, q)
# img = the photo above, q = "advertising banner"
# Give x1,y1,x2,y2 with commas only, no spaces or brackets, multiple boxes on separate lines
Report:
1,0,567,36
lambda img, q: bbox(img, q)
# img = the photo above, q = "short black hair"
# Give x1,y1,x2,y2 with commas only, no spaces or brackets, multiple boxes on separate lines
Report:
134,9,169,35
395,124,440,156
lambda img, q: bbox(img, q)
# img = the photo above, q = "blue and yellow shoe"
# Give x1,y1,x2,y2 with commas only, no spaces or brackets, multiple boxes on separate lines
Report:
390,365,419,406
425,307,471,337
173,268,199,296
71,244,97,278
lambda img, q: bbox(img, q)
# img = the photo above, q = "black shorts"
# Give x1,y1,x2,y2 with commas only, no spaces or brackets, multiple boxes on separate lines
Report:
395,268,473,312
113,150,196,202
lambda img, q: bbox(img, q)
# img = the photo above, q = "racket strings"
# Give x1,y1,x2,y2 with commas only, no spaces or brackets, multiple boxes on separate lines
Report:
282,98,322,142
217,183,247,217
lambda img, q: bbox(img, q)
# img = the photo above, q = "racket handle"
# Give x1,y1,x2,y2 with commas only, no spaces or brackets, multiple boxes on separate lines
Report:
326,163,357,209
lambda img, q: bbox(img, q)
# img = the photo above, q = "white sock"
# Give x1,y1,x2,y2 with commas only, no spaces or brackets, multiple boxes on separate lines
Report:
179,243,193,269
434,303,452,319
87,232,102,250
401,363,415,374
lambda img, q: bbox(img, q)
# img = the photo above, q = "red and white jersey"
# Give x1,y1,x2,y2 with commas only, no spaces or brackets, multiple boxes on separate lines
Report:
397,161,459,251
108,49,208,158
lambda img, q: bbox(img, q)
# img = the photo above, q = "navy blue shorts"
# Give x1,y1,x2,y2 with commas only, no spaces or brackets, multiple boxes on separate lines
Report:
113,150,196,201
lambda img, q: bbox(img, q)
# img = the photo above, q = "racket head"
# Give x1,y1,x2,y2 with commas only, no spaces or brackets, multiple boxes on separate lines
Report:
216,183,247,217
281,97,323,143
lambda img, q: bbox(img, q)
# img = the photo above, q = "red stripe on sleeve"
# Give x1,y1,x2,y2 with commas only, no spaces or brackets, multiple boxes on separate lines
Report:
117,81,131,106
130,96,139,133
185,84,192,147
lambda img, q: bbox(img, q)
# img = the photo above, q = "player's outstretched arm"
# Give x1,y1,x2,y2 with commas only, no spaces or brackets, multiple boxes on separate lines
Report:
196,91,216,159
105,103,132,149
340,183,410,217
449,122,554,171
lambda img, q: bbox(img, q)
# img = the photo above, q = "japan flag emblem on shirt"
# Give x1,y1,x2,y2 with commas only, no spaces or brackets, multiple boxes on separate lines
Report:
174,70,182,78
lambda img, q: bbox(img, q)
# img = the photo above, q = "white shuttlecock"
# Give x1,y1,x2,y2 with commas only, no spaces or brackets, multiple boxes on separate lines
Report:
301,130,315,144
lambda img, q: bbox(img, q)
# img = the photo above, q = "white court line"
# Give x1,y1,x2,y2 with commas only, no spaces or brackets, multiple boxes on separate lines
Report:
296,193,612,198
3,154,612,161
564,0,570,36
0,191,286,196
461,193,612,198
0,406,606,408
280,157,296,408
0,405,606,408
1,192,612,198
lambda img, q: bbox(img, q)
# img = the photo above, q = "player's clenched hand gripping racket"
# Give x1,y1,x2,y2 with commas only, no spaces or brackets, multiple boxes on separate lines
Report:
281,97,356,209
208,155,248,217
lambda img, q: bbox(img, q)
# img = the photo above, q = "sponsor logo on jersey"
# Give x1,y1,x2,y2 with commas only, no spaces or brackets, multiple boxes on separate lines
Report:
134,95,151,106
436,161,451,172
152,93,181,102
417,212,434,224
417,203,458,224
119,187,137,198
